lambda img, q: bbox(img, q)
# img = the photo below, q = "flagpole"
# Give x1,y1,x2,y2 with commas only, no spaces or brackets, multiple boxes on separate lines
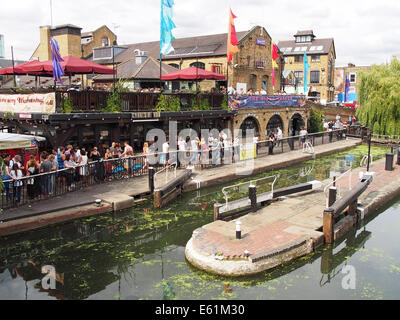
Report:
11,46,16,88
159,1,163,92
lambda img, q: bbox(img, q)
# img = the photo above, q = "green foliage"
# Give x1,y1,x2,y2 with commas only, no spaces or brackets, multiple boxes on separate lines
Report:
221,95,229,110
103,89,122,113
155,94,181,112
308,108,324,133
62,97,74,113
356,57,400,135
190,96,212,111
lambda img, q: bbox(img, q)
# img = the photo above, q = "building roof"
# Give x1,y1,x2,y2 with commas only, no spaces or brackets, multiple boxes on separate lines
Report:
294,30,315,37
277,38,335,56
91,30,249,65
93,56,179,81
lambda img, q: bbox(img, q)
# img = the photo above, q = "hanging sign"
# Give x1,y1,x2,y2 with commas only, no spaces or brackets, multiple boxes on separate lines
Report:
0,93,56,114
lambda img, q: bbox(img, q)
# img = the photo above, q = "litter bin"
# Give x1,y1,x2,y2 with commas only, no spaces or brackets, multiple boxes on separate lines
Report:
397,144,400,165
385,153,394,171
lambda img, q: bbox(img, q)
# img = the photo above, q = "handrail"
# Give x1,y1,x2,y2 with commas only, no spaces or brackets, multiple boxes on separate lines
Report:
221,174,280,209
324,164,353,208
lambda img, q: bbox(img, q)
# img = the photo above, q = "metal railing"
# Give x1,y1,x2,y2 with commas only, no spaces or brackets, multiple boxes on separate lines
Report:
324,165,353,208
221,174,280,210
0,129,348,210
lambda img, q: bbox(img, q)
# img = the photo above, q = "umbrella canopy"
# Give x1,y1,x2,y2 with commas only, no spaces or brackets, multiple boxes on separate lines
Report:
0,60,48,76
22,56,116,75
160,67,226,80
0,133,46,150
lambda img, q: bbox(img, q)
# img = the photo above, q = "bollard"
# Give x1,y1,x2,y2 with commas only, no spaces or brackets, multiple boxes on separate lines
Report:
323,208,335,244
214,203,223,221
249,184,257,212
385,153,394,171
149,167,155,193
328,187,337,207
236,221,242,240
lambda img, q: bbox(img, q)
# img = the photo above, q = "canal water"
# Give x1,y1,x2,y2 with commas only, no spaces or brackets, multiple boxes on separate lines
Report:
0,145,399,300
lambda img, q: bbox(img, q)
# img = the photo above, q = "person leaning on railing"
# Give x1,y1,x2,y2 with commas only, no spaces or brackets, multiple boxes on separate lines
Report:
9,163,23,206
64,154,77,192
26,156,40,201
1,159,12,203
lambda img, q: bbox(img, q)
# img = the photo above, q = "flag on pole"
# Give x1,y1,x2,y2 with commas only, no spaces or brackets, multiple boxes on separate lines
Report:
50,37,64,84
160,0,176,56
271,42,280,90
227,8,239,63
344,74,350,102
272,43,280,61
303,51,310,95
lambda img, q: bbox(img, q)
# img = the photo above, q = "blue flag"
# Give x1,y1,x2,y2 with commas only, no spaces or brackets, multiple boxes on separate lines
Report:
303,51,310,95
344,75,350,102
50,37,64,84
160,0,176,56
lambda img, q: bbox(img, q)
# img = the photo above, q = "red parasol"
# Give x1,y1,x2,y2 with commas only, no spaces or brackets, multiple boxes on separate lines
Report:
0,60,48,76
21,55,116,75
160,67,226,80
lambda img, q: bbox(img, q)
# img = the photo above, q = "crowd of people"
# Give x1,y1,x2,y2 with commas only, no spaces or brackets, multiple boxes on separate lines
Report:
0,124,309,207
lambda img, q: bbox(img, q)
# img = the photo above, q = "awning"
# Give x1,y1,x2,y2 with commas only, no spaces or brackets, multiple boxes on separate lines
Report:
0,133,46,150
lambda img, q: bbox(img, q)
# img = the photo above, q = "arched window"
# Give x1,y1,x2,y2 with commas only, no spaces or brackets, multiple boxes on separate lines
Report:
240,117,260,139
190,62,205,70
266,115,283,135
169,63,180,69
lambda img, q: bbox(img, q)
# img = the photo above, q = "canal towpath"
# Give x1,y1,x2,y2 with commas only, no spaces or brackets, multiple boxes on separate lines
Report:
185,155,400,277
0,138,361,235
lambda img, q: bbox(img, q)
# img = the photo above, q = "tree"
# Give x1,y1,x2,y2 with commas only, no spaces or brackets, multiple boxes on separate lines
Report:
356,57,400,135
308,108,324,133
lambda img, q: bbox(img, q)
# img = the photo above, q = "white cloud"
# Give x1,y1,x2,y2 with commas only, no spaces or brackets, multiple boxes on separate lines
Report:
1,0,399,66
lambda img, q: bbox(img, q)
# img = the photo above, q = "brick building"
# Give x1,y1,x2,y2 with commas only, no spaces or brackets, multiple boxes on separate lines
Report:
278,30,336,104
91,25,281,94
334,63,371,103
31,24,117,61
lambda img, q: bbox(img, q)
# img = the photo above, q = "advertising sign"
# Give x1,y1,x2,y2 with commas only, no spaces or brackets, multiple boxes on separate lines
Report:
256,38,267,46
229,95,306,109
0,93,56,114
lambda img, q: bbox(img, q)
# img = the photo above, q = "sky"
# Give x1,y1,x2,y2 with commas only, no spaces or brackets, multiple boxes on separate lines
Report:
1,0,399,66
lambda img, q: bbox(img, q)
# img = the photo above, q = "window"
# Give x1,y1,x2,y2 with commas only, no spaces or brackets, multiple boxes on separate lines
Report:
169,63,180,69
294,55,303,63
350,72,356,83
190,62,205,69
211,64,222,74
101,37,109,47
294,71,303,84
310,71,320,84
311,55,320,62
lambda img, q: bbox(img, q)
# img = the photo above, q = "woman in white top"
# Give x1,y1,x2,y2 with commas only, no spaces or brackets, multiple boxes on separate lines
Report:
78,150,89,187
10,163,23,205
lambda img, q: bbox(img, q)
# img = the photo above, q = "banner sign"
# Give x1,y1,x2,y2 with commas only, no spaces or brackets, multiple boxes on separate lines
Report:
0,93,56,114
0,139,38,150
256,38,267,46
229,95,306,109
240,143,257,161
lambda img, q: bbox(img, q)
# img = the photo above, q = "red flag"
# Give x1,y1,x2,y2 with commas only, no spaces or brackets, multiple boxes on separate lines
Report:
272,43,280,61
227,9,239,63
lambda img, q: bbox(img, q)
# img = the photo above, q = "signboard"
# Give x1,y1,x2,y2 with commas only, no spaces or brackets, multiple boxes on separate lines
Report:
345,154,355,163
256,38,267,46
0,139,38,150
0,93,56,114
240,143,256,161
229,95,306,109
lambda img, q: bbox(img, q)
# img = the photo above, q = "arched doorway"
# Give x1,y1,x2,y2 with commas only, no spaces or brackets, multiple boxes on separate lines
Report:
290,113,305,136
266,115,283,135
240,117,260,139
